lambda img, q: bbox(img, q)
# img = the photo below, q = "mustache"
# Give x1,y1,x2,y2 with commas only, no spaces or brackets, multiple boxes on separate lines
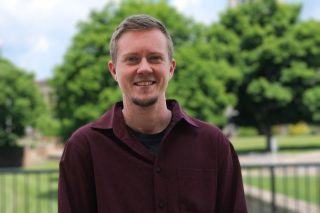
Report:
133,76,156,83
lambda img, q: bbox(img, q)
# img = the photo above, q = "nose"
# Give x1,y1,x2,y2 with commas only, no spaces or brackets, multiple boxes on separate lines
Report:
137,58,153,74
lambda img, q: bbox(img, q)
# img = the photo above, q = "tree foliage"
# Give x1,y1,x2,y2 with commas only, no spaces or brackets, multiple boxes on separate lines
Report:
168,40,242,125
53,0,320,148
53,0,236,139
209,0,320,150
0,57,44,146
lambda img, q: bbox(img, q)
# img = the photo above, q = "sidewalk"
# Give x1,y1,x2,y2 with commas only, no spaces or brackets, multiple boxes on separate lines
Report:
239,150,320,165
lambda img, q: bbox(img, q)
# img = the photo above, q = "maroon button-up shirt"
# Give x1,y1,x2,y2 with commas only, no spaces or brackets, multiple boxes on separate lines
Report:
58,100,247,213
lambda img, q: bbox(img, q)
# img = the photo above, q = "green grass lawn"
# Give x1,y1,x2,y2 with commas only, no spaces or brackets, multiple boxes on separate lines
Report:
243,175,320,205
231,134,320,205
0,161,59,213
0,169,58,213
231,134,320,154
27,161,59,170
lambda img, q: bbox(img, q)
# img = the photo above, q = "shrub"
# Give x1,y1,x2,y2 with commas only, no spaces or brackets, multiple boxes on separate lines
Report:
237,127,258,137
288,122,310,135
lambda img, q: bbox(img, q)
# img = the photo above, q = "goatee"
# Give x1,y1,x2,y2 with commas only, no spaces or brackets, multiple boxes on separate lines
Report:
132,97,158,107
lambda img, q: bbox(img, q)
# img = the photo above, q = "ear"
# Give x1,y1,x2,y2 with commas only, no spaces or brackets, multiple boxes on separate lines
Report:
108,60,117,81
169,59,176,79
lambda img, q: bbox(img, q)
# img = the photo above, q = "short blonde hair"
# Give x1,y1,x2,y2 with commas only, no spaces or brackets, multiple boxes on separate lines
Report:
109,14,174,63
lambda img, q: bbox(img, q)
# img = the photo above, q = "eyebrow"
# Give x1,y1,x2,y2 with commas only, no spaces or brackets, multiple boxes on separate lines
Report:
122,52,166,57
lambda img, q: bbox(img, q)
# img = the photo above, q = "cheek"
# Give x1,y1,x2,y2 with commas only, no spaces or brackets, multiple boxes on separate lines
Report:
117,75,131,88
117,77,125,86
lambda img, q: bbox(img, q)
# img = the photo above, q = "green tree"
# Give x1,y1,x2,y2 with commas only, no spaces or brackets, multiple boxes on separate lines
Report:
34,102,61,137
53,0,205,140
168,40,242,125
0,57,44,146
53,0,237,138
210,0,320,151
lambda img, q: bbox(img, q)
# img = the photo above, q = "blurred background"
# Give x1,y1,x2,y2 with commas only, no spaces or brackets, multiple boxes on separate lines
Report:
1,0,320,212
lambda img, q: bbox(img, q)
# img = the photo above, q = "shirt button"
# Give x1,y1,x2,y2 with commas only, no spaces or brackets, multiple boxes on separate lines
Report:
156,166,161,173
159,200,165,208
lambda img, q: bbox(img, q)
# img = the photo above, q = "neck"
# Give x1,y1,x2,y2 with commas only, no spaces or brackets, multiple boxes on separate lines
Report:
122,98,172,134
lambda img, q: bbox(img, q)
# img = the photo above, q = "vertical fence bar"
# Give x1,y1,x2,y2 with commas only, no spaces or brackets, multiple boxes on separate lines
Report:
318,165,320,209
13,173,17,213
48,173,50,213
3,174,6,213
25,173,29,213
270,165,276,213
283,166,288,212
318,165,320,210
294,166,299,211
258,166,263,211
0,174,2,213
37,173,41,213
0,174,3,213
247,168,252,211
306,166,310,213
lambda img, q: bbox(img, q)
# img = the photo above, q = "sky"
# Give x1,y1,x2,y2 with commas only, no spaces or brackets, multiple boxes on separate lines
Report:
0,0,319,80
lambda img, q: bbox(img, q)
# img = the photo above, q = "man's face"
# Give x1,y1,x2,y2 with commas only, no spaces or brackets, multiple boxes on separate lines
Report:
108,29,176,107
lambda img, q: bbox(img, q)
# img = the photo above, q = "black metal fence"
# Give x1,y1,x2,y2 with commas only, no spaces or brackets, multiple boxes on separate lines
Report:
0,168,58,213
242,162,320,213
0,163,319,213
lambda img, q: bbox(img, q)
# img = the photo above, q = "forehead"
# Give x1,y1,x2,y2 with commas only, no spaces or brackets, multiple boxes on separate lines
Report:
117,29,168,56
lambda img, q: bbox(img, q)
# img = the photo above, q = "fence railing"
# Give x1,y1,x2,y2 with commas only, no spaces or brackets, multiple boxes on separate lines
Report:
242,162,320,213
0,168,58,213
0,163,319,213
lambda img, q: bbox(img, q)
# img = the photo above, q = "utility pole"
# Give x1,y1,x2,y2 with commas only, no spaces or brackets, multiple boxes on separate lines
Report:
228,0,248,8
228,0,238,8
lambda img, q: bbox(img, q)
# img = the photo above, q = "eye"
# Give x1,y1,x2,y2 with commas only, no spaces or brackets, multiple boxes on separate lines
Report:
148,55,162,63
125,55,140,64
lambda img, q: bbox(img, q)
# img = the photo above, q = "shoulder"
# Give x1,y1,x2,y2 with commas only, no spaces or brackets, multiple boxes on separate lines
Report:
191,118,240,165
66,104,116,146
188,117,232,150
191,117,226,138
62,123,95,155
69,122,96,142
59,123,98,177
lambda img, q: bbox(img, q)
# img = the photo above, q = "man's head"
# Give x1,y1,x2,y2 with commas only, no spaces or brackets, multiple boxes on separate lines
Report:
109,14,174,63
108,15,176,108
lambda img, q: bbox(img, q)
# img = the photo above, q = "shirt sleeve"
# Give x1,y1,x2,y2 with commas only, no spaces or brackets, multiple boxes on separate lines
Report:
58,132,97,213
215,134,248,213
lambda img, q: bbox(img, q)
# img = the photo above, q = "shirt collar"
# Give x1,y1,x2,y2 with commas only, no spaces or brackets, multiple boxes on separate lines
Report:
91,100,198,130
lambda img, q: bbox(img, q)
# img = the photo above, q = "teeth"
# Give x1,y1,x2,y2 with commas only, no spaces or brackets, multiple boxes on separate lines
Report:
136,81,154,86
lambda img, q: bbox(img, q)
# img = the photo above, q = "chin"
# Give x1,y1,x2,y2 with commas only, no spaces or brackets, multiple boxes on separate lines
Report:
132,96,158,107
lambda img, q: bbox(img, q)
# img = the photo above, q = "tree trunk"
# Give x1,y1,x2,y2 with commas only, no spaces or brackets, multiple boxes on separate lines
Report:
265,125,273,152
0,146,24,167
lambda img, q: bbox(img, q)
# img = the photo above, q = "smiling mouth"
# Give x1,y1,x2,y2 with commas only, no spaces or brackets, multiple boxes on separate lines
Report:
134,81,156,86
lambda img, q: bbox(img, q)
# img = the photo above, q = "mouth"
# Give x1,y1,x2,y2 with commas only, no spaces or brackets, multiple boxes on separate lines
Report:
134,81,156,86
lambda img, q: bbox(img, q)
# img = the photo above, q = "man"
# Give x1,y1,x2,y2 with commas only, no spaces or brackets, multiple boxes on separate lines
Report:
58,14,247,213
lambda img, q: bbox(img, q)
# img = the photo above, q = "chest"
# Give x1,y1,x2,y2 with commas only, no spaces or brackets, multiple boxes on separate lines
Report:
88,130,220,212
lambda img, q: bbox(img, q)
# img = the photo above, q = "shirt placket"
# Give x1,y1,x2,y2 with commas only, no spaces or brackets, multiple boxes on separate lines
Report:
153,159,168,212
